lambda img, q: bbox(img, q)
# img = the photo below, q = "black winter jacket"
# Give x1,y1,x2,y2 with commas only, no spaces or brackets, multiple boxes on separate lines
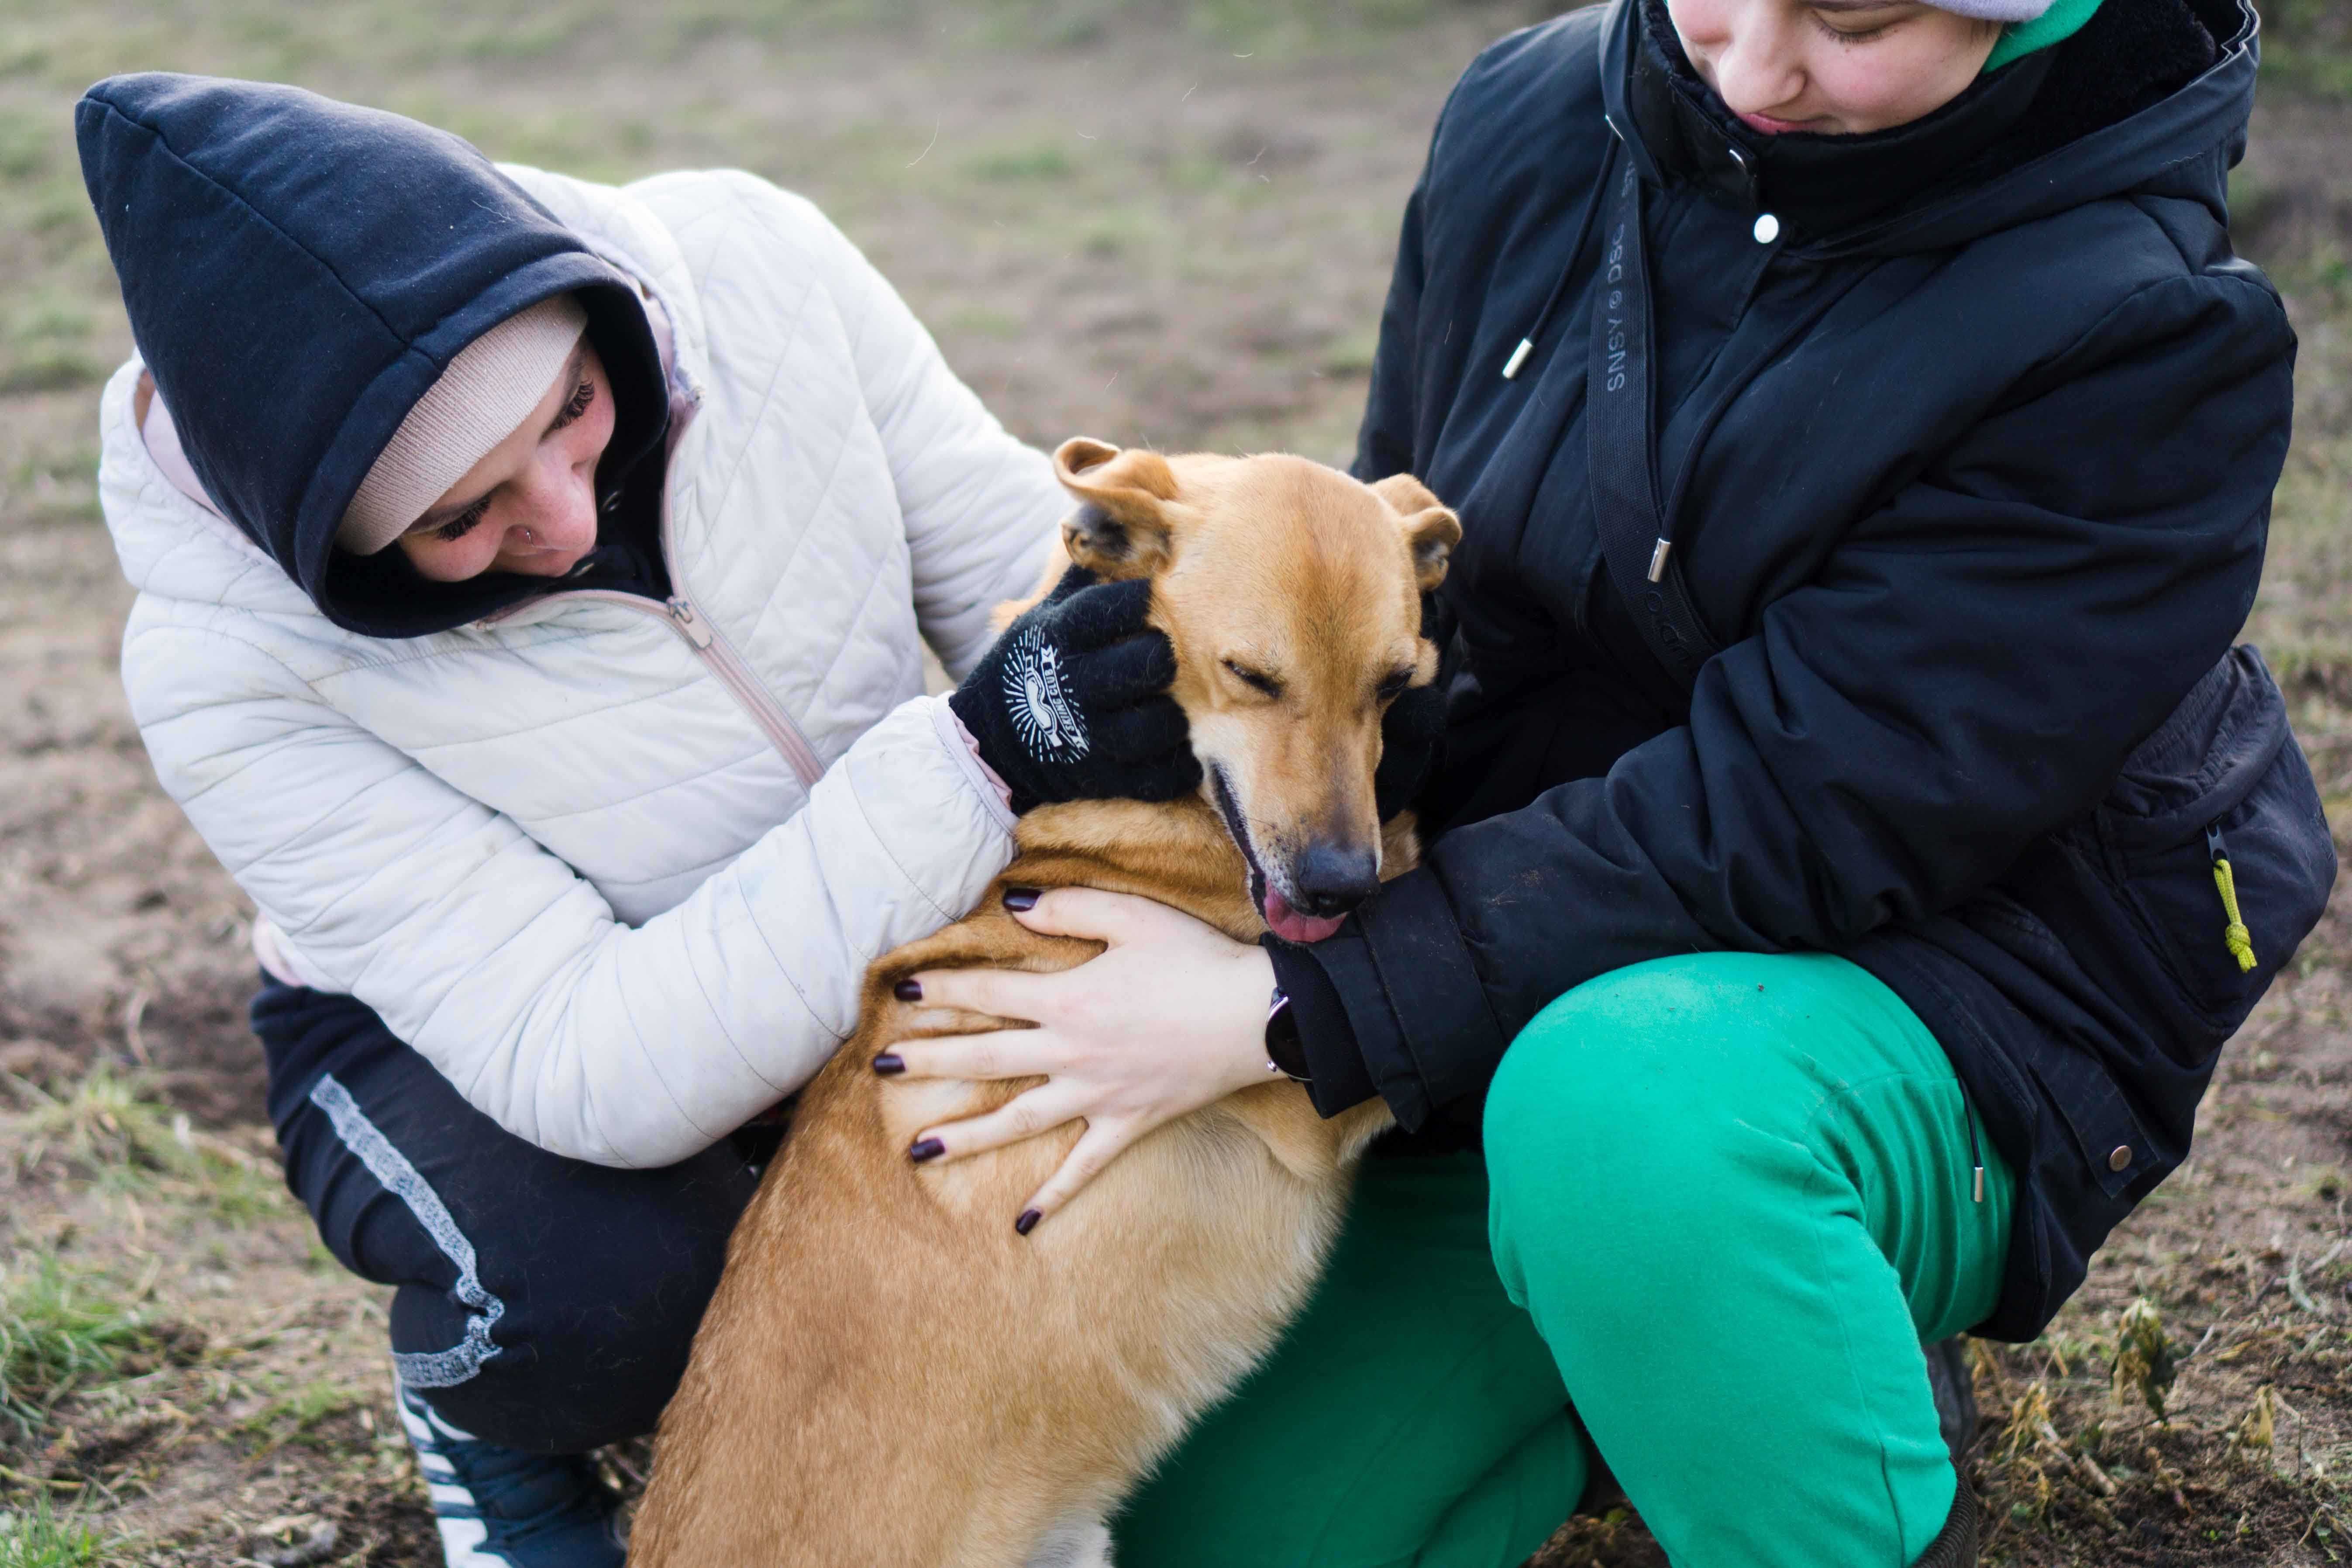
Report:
1271,0,2337,1340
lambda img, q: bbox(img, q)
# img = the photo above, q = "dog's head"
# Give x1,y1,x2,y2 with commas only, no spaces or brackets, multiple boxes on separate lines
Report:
1050,437,1458,945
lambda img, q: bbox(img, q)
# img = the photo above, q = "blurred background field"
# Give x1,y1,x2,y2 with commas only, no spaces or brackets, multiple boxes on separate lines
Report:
0,1,2346,1563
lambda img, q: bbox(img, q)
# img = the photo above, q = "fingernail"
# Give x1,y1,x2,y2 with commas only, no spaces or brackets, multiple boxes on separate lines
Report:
871,1053,905,1076
909,1138,945,1163
1015,1209,1041,1236
1002,887,1042,912
893,978,923,1002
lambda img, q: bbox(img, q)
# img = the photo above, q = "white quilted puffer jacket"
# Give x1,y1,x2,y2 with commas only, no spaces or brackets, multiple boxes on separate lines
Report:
97,166,1063,1167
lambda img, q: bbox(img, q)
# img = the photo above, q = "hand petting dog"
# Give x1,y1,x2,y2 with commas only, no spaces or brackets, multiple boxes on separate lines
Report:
948,565,1201,814
882,885,1276,1234
905,568,1457,1233
632,444,1449,1567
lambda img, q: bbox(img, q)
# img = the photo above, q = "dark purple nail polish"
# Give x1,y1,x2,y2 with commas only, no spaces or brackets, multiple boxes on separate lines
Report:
909,1138,946,1163
893,978,922,1002
871,1053,905,1076
1015,1209,1041,1236
1002,887,1042,913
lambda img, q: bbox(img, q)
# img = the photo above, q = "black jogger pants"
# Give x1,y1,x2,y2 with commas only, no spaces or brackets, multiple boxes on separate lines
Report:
252,978,762,1453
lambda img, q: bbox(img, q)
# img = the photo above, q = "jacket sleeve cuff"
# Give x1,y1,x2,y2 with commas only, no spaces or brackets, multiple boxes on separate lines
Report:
925,694,1019,837
1264,937,1379,1119
1297,867,1508,1132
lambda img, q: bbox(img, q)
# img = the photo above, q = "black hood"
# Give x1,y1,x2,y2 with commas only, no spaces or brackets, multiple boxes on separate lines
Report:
1601,0,2253,258
77,73,668,637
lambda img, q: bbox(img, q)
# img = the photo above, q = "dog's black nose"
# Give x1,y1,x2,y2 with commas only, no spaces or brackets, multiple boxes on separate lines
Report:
1290,844,1381,918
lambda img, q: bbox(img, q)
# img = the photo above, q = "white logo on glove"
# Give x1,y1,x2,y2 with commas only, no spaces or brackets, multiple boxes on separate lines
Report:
1003,627,1090,761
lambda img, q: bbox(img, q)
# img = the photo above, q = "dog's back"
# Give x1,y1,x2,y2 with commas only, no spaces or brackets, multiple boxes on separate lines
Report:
630,444,1457,1567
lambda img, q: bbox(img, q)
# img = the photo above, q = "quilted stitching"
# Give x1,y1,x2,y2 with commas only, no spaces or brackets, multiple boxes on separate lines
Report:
93,166,1066,1167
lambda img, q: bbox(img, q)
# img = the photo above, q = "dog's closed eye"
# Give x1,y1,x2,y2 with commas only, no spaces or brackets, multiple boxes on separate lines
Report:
1375,669,1414,703
1222,660,1283,699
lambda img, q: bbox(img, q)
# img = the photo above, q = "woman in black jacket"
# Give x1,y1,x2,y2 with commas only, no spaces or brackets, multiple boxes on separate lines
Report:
887,0,2336,1562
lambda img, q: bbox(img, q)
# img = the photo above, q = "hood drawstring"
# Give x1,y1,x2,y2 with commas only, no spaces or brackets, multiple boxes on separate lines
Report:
1501,132,1619,382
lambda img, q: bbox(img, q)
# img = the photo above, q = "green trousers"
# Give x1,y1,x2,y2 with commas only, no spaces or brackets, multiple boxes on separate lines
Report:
1114,953,2017,1568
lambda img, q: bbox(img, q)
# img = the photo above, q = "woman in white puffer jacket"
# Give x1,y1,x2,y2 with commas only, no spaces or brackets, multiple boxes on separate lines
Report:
79,72,1200,1567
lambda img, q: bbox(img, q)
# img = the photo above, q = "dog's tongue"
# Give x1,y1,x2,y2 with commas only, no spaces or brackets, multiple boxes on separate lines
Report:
1263,887,1347,945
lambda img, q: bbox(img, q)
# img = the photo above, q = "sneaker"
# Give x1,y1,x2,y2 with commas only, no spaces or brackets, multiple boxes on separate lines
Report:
394,1375,625,1568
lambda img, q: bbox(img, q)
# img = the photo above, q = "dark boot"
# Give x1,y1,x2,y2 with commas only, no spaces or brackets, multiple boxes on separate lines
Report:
1912,1481,1980,1568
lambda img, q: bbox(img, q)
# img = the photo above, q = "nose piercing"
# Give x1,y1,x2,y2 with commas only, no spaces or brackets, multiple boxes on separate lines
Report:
520,527,537,544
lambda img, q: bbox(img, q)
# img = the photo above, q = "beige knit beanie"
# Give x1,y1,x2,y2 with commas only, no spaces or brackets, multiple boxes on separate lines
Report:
338,293,589,555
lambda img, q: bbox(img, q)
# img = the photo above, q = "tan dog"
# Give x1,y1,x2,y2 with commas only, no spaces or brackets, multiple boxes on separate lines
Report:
627,439,1460,1568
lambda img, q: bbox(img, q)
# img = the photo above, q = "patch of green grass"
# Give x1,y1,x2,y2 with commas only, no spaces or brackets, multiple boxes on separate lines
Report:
2240,268,2352,702
454,13,594,62
6,1065,287,1220
1319,325,1381,377
1167,0,1502,56
0,32,52,82
0,112,51,183
201,1162,289,1225
0,1259,152,1440
0,292,100,396
0,1497,103,1568
233,1378,365,1454
10,1065,189,1185
946,305,1023,338
963,144,1077,184
0,352,98,398
1064,204,1177,262
2260,0,2352,99
7,439,100,499
2244,442,2352,674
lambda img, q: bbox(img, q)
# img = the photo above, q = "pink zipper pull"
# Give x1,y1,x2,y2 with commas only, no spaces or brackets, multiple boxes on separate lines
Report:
667,597,714,650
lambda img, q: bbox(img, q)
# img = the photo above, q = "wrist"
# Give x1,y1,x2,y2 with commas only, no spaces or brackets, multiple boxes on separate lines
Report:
1225,944,1279,1090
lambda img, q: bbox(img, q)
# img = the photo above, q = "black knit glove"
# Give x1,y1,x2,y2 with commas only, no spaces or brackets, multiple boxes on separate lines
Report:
1373,591,1453,820
951,566,1201,814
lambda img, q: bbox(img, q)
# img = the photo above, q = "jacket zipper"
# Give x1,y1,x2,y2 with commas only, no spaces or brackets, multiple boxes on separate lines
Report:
485,587,824,788
475,382,826,791
655,594,825,788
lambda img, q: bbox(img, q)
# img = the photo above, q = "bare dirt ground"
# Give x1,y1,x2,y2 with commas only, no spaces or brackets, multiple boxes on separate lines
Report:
0,1,2346,1563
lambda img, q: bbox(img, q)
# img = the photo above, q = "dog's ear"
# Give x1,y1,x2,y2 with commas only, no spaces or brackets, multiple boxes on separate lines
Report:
1371,472,1461,592
1054,437,1179,579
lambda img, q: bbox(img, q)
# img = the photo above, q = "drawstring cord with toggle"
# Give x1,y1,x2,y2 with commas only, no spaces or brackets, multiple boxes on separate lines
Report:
1501,125,1620,382
2207,823,2258,974
1966,1102,1984,1205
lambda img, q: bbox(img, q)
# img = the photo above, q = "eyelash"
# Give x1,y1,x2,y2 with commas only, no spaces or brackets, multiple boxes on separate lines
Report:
551,377,594,431
424,378,593,544
433,499,489,543
1811,14,1895,43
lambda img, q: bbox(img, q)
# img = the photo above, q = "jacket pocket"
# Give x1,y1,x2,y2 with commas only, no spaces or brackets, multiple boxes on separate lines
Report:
2021,1044,2161,1201
2073,646,2335,1034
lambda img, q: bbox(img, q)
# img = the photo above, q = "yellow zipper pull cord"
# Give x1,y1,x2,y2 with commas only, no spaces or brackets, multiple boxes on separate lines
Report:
2207,824,2257,974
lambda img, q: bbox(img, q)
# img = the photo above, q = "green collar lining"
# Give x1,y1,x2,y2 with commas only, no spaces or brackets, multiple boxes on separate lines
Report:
1984,0,2104,71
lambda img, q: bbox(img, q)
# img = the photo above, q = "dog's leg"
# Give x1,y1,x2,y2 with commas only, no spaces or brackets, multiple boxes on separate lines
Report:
1023,1516,1114,1568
